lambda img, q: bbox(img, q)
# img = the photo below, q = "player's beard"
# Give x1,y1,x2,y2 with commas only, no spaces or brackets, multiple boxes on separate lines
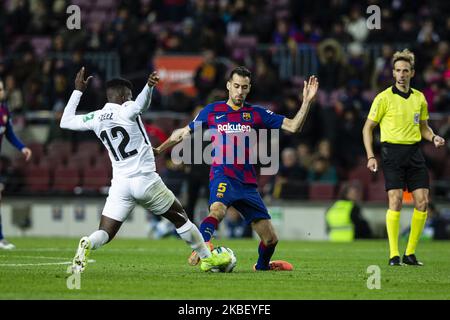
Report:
231,96,244,107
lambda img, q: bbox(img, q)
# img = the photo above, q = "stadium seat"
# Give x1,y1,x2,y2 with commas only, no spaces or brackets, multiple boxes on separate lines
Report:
67,151,95,170
76,140,102,155
225,36,257,62
442,159,450,179
27,141,45,164
347,165,374,197
52,166,81,193
95,0,117,10
367,182,387,203
82,166,111,191
71,0,92,7
422,143,448,163
46,140,73,158
30,37,51,57
308,182,336,201
24,164,51,193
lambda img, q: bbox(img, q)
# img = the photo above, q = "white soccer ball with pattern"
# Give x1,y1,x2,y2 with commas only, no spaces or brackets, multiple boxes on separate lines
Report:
211,246,237,273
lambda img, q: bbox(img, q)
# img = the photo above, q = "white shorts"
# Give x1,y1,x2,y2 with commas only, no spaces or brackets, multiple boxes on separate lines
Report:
102,172,176,222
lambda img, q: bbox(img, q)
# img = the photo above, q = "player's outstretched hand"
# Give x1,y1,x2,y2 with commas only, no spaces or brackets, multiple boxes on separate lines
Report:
433,135,445,148
21,147,32,162
75,67,93,92
148,72,160,87
302,75,319,103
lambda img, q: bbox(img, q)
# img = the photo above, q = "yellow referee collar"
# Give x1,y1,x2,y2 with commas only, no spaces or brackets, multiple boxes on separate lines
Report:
392,85,413,99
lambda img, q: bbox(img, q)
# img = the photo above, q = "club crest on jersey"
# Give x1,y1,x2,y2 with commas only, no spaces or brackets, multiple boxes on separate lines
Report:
242,112,252,121
216,192,224,198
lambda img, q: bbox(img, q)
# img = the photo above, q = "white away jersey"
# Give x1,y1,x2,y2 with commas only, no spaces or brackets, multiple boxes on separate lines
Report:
61,85,155,178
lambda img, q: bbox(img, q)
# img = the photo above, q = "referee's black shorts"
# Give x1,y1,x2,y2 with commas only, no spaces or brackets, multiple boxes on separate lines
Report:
381,142,429,192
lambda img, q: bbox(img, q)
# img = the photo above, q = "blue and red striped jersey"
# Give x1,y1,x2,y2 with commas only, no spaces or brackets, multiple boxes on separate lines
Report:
188,101,284,185
0,102,25,153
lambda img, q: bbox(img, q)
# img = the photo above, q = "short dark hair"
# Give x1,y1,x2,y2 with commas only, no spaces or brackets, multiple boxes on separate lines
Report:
228,66,251,81
106,78,133,91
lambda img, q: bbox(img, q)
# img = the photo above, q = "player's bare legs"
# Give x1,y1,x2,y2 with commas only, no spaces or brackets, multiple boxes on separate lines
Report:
71,215,122,273
188,202,227,265
251,219,292,271
160,198,231,271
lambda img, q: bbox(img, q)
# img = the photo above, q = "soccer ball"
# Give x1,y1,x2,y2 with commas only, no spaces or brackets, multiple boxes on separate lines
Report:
211,246,237,273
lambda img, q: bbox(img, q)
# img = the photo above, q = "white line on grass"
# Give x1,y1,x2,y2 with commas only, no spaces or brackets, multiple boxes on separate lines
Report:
0,259,95,267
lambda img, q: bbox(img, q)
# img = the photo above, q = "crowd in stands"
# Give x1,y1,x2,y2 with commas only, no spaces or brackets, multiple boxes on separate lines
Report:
0,0,449,201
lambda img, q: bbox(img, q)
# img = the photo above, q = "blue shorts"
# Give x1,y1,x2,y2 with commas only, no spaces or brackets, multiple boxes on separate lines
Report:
209,175,270,224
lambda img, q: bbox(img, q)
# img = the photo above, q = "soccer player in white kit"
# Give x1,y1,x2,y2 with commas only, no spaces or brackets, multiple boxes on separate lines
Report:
60,67,231,273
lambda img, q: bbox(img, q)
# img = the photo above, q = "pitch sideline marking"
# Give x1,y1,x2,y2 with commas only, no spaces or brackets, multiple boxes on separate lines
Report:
0,259,96,267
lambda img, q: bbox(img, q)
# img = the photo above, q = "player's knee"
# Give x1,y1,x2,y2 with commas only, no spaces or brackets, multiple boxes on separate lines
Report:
388,195,403,211
264,235,278,247
415,197,428,212
209,204,226,221
209,210,225,222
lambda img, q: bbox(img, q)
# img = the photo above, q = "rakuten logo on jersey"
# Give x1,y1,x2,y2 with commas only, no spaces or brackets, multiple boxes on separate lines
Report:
217,123,252,133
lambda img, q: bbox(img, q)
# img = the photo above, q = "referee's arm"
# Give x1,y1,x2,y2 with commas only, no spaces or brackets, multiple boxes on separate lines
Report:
419,120,446,147
362,118,379,172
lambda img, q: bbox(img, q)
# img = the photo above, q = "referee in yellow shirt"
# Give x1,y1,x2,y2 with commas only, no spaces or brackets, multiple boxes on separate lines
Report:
362,49,446,266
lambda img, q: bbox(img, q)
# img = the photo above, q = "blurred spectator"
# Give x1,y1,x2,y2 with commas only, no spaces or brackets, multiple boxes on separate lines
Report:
296,142,313,170
46,103,73,145
344,42,372,89
342,79,371,112
273,147,308,199
179,18,200,53
344,5,369,43
329,21,353,44
394,13,417,43
326,182,373,241
4,75,23,113
372,44,395,91
307,155,338,184
278,147,308,182
336,106,365,169
317,39,346,92
273,18,302,53
250,55,281,101
438,115,450,151
194,49,227,102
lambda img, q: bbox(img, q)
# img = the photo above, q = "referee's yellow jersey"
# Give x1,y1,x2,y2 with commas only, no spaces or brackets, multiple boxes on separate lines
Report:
368,85,429,144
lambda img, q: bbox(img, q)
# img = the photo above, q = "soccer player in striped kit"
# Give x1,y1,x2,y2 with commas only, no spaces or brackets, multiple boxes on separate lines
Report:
61,68,231,273
0,78,32,250
155,67,318,271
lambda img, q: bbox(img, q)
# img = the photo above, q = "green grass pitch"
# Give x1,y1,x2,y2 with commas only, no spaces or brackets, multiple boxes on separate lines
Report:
0,237,449,300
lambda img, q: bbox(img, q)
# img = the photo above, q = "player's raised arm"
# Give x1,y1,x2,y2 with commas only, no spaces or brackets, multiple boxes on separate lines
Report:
155,104,211,155
60,67,94,131
154,126,191,155
122,72,159,120
281,75,319,133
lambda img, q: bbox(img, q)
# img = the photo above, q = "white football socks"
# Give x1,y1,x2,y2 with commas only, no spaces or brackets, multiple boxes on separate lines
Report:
88,230,109,250
176,220,211,259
